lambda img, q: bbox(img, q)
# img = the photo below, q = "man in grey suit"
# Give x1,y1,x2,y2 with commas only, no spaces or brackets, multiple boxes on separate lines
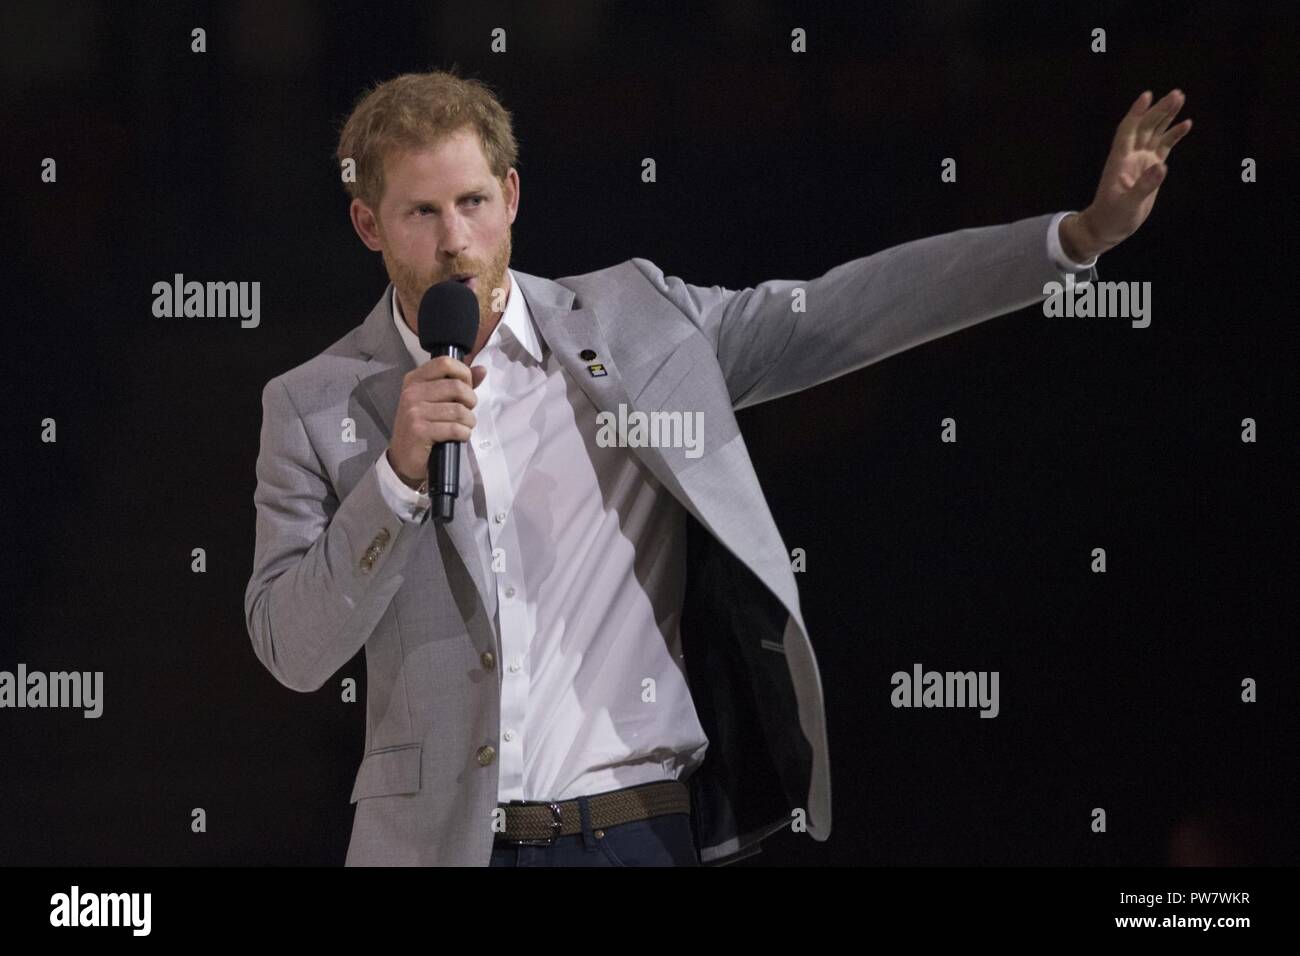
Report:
244,70,1191,865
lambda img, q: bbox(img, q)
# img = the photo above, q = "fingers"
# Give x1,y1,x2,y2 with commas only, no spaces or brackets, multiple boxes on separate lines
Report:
396,394,477,446
419,420,474,444
1115,88,1189,159
413,401,477,431
1155,118,1192,159
406,376,478,409
1123,89,1154,123
405,354,473,387
1138,89,1185,142
1132,161,1167,200
391,356,485,468
1114,89,1153,150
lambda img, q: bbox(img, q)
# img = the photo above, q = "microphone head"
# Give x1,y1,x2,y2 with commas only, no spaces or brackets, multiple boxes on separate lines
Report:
417,279,480,355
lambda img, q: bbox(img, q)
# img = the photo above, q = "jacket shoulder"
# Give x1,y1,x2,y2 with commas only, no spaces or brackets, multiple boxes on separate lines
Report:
552,258,660,290
552,257,695,313
259,317,371,410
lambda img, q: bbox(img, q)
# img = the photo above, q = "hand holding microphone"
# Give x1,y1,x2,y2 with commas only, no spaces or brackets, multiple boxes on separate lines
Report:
385,279,483,521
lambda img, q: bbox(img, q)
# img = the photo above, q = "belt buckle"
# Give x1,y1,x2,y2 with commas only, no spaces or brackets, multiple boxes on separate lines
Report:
511,801,564,846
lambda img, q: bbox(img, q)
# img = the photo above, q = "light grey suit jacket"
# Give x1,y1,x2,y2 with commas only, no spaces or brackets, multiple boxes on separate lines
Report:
244,211,1097,865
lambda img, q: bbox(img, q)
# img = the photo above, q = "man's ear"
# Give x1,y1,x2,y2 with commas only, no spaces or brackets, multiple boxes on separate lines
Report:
350,198,384,252
502,168,520,225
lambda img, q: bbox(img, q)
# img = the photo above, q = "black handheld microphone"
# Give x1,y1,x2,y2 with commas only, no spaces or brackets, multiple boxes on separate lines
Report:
417,279,480,522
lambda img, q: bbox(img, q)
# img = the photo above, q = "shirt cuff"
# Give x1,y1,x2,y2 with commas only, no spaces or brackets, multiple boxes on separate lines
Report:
375,451,431,524
1048,210,1100,271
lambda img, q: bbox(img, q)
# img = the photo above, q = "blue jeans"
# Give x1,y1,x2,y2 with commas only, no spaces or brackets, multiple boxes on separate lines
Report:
490,796,701,867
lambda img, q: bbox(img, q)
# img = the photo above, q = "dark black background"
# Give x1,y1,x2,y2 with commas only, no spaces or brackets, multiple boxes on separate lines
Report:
4,0,1296,865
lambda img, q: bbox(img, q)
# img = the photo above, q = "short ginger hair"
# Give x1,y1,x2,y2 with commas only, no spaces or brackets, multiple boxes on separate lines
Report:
335,68,519,214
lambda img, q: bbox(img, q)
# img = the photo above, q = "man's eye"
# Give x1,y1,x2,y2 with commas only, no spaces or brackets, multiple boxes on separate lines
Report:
415,198,481,215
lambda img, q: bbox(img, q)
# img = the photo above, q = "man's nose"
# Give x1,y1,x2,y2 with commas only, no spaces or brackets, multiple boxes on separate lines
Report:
439,216,471,261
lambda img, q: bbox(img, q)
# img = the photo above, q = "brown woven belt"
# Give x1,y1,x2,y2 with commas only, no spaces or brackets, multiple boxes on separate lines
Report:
495,780,690,845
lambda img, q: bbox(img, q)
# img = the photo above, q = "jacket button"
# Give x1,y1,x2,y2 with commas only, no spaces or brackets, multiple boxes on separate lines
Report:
481,651,495,670
476,745,496,766
359,554,375,572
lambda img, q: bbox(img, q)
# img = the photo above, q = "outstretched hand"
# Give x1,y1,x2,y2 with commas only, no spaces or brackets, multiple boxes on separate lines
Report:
1061,89,1193,262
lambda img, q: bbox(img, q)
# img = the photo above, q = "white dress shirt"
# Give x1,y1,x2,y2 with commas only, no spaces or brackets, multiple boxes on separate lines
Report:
375,270,710,803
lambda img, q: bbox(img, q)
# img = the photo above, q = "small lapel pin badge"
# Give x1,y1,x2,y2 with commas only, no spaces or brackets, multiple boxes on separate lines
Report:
586,363,608,377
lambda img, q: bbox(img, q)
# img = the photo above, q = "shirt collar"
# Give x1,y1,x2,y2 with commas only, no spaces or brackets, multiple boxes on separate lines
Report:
391,269,543,365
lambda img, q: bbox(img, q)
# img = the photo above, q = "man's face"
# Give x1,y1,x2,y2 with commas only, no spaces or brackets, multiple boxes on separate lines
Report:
352,126,519,332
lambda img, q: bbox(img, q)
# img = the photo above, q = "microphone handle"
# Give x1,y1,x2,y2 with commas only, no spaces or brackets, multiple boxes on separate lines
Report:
428,344,466,522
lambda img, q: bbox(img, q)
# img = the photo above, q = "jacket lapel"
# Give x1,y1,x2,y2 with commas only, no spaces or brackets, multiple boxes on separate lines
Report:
513,273,683,502
353,284,410,439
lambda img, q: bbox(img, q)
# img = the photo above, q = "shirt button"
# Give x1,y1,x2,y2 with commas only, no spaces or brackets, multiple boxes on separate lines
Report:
479,439,492,449
509,658,521,672
494,512,506,524
476,745,496,766
503,729,515,742
480,650,495,670
505,586,516,599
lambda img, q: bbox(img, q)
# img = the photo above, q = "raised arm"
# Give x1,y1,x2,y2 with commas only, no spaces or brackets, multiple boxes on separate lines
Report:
637,211,1095,410
638,88,1190,411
